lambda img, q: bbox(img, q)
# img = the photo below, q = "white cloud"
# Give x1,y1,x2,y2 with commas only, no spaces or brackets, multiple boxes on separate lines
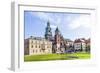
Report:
31,12,91,30
37,12,50,20
33,12,54,23
50,25,57,29
68,15,91,29
32,12,58,28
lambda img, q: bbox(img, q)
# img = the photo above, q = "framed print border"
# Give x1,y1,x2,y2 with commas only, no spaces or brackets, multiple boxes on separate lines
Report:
11,1,97,71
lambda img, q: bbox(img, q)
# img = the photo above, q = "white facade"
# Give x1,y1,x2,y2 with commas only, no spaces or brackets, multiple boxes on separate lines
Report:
74,39,86,51
24,37,52,55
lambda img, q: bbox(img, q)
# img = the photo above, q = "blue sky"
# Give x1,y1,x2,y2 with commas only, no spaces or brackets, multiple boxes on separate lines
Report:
24,11,91,40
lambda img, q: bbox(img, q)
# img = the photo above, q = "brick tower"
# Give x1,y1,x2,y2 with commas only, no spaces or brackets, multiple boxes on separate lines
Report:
54,27,61,53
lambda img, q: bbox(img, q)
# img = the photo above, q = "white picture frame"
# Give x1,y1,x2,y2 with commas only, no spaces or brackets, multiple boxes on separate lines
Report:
11,1,97,71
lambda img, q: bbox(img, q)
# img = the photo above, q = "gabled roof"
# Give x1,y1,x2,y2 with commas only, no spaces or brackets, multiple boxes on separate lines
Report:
85,38,90,43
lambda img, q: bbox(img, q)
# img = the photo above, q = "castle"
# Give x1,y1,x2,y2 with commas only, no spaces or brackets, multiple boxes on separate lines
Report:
24,21,90,55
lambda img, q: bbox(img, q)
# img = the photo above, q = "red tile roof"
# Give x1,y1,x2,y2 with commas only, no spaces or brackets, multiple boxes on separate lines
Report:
74,38,85,43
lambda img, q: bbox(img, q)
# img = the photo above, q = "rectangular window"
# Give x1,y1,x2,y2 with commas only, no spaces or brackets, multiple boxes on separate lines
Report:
31,41,33,44
35,45,37,48
36,50,37,53
33,50,34,53
39,45,40,48
31,45,33,48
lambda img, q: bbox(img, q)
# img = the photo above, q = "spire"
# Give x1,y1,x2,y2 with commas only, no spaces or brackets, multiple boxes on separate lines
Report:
55,27,60,35
47,21,50,27
55,27,59,32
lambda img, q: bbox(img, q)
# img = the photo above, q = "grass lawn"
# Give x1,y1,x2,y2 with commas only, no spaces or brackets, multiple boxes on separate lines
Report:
24,52,90,62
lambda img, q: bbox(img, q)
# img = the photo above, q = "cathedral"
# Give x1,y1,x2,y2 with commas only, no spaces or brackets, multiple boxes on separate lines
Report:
45,21,67,54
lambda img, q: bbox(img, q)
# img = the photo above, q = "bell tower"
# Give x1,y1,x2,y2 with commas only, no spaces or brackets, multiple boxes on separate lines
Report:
55,27,60,44
54,27,61,53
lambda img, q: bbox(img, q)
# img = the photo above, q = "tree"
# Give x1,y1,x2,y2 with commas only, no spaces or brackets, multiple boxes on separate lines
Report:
86,45,90,52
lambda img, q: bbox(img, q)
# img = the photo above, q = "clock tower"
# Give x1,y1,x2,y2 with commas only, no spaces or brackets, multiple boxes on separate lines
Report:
45,21,52,40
